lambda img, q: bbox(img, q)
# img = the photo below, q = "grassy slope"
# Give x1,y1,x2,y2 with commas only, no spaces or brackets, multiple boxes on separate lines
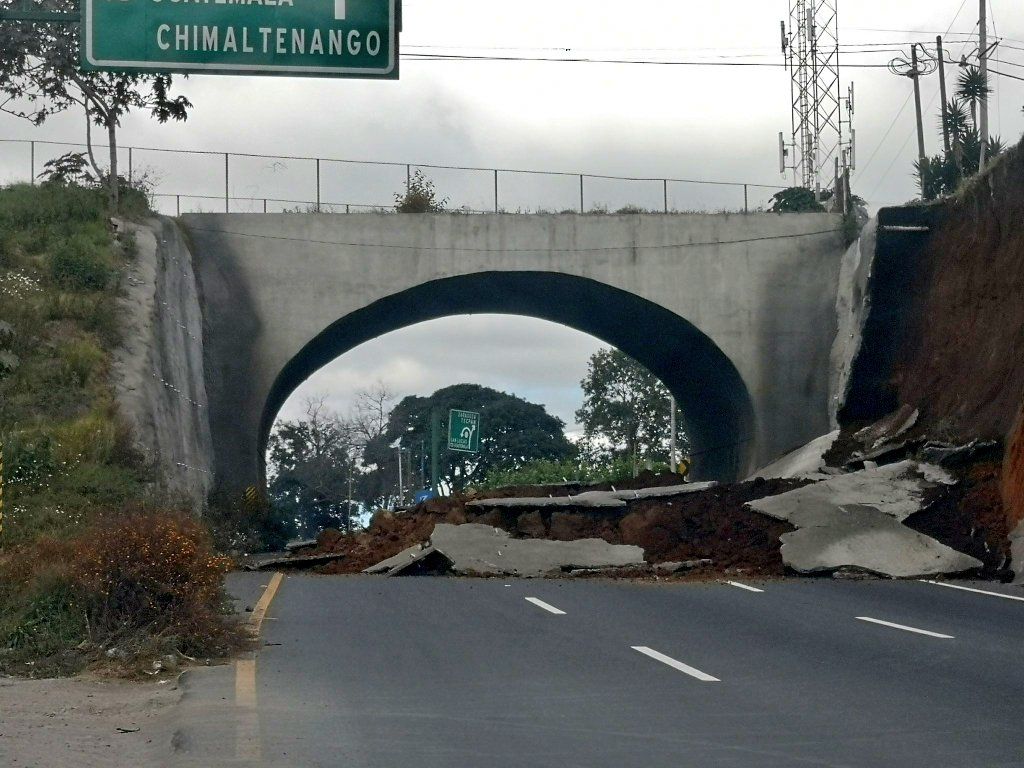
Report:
0,183,150,546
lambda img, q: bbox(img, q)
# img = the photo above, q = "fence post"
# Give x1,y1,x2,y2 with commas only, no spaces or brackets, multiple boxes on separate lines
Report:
29,140,35,184
224,153,230,213
494,169,499,213
346,204,350,214
743,184,749,214
663,179,668,213
263,198,267,214
316,158,321,212
128,147,133,184
579,175,585,213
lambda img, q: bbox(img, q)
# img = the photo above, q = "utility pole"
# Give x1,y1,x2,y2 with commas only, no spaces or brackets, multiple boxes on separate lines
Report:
890,44,935,196
395,443,403,507
911,45,927,169
669,395,678,474
937,36,951,154
978,0,989,170
430,408,441,494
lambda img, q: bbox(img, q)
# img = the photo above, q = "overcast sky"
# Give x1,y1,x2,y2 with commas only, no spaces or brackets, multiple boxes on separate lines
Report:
2,0,1021,436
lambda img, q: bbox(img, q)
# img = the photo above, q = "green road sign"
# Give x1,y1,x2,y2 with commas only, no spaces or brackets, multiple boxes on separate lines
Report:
82,0,398,79
447,410,480,454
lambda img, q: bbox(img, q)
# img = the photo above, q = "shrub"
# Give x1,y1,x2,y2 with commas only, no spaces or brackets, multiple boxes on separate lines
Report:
48,234,115,291
394,170,448,213
0,510,248,676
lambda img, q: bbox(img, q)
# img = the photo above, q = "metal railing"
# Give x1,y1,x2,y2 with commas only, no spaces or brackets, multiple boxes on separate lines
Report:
0,137,787,216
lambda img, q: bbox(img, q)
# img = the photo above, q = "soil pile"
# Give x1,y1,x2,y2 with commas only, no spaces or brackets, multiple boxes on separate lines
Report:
314,477,802,577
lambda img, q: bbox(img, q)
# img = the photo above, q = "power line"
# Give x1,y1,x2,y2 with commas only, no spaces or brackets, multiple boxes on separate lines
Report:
401,52,893,69
183,226,844,255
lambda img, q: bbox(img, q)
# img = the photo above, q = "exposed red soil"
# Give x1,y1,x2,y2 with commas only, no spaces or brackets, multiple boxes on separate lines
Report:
1002,406,1024,530
891,140,1024,443
906,461,1013,576
314,477,801,577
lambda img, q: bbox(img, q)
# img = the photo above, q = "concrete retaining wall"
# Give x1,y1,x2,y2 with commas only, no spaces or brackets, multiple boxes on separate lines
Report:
112,217,213,509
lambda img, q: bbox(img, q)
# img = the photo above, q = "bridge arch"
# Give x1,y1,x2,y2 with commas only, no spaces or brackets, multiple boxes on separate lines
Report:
260,271,755,481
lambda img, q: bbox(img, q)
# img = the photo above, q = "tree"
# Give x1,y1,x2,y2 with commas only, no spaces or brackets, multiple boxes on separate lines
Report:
267,397,358,537
575,348,686,473
767,187,826,213
0,2,191,207
915,68,1004,201
363,384,574,494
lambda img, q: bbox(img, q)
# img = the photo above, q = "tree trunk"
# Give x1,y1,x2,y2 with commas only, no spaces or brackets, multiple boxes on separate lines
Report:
106,119,119,209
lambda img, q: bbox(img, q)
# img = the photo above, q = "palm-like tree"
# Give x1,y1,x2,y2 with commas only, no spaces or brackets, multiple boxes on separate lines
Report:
956,66,991,127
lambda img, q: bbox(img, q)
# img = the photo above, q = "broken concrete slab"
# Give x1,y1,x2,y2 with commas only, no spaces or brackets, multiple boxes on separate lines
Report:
284,538,319,553
466,483,717,510
854,405,919,451
747,431,840,481
654,559,714,574
245,551,346,571
1011,520,1024,585
466,492,626,509
749,460,954,524
606,482,717,500
746,462,979,577
777,504,982,578
429,523,645,577
919,440,1001,468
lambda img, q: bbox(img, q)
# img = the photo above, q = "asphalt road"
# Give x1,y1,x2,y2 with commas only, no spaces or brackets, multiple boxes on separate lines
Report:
171,575,1024,768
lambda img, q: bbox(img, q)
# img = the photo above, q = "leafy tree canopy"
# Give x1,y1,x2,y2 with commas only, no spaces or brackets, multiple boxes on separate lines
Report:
364,384,574,492
575,348,687,469
0,1,191,206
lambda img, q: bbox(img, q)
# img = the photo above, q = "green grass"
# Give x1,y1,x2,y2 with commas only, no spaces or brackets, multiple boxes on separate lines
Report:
0,182,149,545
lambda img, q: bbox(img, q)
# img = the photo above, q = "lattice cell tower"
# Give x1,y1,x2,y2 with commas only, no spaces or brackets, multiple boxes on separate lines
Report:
779,0,855,197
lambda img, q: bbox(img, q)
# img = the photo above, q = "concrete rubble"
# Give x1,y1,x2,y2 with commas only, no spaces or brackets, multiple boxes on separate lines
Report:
466,483,717,510
746,461,982,577
364,523,646,578
747,431,840,481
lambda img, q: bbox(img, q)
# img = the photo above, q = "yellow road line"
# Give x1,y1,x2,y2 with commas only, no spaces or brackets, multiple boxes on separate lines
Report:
235,572,284,761
249,571,284,635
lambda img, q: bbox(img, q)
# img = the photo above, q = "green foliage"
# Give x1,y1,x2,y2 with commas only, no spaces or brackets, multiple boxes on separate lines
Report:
267,399,356,537
48,233,116,291
364,384,574,496
767,187,826,213
479,456,673,489
0,183,148,549
395,170,448,213
0,2,191,208
575,348,687,471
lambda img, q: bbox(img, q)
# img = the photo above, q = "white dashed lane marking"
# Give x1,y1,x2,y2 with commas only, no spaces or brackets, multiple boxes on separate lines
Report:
525,597,566,615
725,581,764,593
631,646,720,682
920,580,1024,603
856,616,955,639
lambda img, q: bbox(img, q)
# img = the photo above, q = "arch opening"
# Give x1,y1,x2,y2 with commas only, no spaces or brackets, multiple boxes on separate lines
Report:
260,272,755,482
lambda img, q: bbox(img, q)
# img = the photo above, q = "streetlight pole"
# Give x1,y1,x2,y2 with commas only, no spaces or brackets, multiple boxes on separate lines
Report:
669,395,678,474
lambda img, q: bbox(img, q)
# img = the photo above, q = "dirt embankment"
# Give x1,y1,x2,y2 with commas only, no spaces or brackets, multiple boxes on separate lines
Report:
1003,410,1024,530
313,476,802,577
834,138,1024,555
891,140,1024,443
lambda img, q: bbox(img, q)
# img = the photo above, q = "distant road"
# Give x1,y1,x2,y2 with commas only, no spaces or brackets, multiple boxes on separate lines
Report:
171,575,1024,767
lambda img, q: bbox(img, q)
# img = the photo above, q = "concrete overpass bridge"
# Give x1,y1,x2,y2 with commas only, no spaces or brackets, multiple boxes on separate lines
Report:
180,212,845,493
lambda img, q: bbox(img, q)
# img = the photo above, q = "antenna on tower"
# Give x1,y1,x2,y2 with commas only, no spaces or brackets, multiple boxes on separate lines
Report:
779,0,854,200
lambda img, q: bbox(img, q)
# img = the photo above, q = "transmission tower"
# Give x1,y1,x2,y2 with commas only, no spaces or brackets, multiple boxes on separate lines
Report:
779,0,855,197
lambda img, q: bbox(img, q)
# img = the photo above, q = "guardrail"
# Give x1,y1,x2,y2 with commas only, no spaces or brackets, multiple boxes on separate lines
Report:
0,137,787,216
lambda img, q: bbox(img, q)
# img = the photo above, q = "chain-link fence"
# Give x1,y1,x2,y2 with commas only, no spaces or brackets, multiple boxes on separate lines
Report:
0,137,787,216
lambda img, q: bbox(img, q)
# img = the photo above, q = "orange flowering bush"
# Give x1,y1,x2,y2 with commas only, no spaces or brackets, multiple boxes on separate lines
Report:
71,512,234,648
1,509,247,674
